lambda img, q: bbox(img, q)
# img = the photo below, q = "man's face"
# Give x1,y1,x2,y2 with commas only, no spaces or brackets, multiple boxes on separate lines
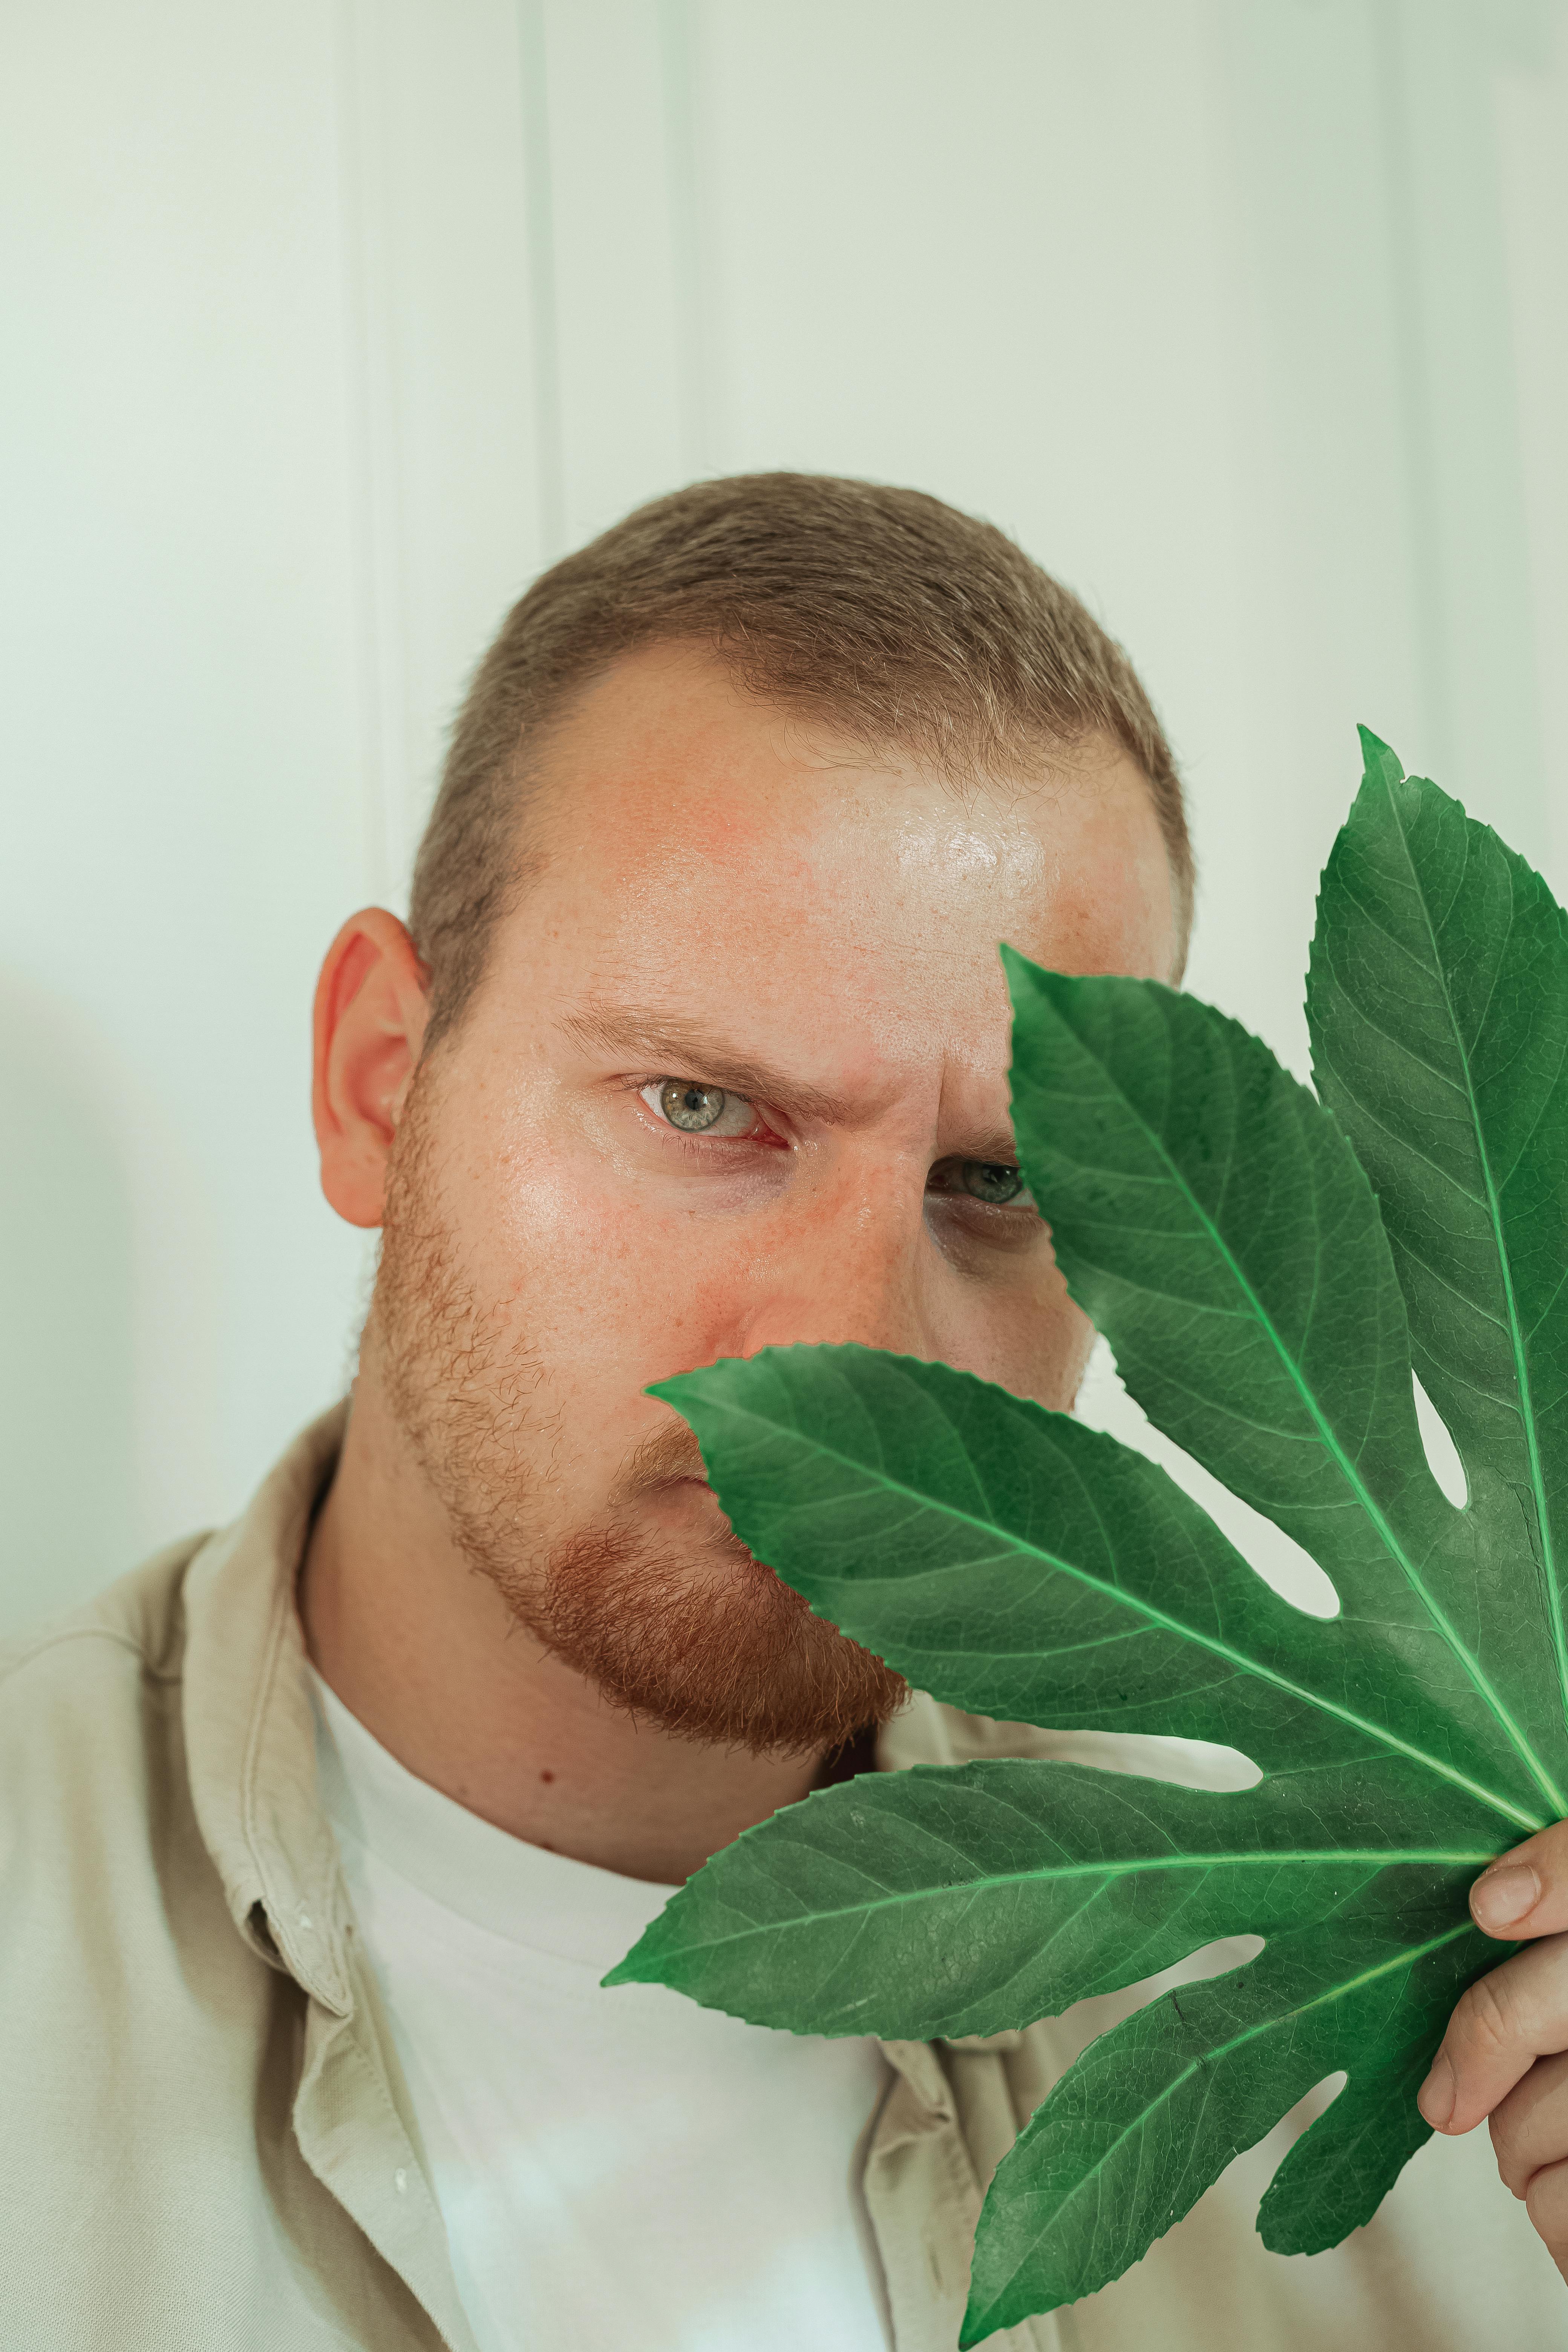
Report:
374,643,1177,1755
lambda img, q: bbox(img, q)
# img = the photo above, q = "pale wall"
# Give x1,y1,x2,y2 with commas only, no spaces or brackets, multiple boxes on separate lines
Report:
4,0,1566,1629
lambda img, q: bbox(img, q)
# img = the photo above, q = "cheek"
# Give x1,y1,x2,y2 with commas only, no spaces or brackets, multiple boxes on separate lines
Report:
950,1249,1095,1413
473,1137,768,1390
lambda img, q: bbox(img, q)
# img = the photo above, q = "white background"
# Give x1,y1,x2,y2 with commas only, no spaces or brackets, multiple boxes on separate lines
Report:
4,0,1566,1631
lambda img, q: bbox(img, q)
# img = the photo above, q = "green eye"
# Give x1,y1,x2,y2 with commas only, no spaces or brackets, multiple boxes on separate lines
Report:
641,1078,765,1141
960,1161,1024,1204
659,1080,728,1132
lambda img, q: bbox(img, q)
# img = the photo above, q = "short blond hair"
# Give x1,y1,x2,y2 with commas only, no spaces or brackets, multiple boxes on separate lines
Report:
410,473,1191,1041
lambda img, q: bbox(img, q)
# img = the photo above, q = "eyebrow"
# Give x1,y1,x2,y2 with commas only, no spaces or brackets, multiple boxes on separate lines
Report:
556,1002,854,1125
952,1131,1022,1168
557,998,1023,1164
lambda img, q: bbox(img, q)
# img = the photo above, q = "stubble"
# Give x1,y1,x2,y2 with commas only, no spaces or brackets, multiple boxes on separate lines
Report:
371,1065,907,1756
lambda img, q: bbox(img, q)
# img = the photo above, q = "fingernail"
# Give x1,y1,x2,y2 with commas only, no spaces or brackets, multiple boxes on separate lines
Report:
1418,2051,1455,2129
1472,1863,1540,1932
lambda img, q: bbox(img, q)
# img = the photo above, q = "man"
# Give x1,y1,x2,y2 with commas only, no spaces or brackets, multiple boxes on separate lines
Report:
4,475,1567,2352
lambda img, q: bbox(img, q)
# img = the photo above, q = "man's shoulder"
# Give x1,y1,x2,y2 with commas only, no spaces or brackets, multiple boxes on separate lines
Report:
0,1531,211,1735
0,1534,227,1997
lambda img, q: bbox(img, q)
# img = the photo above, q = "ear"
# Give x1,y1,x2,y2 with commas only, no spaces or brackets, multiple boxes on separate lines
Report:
312,910,431,1228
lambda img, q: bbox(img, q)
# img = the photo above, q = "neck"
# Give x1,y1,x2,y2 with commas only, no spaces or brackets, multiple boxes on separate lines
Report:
298,1379,831,1884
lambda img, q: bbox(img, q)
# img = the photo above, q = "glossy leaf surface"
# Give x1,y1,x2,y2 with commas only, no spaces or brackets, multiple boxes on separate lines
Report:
606,742,1568,2341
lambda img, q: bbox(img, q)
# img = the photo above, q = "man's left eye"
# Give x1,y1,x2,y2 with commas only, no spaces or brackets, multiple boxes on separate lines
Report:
962,1161,1026,1205
640,1080,763,1138
927,1158,1032,1206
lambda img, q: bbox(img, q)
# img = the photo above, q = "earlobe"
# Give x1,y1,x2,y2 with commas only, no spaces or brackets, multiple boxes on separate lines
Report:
312,909,430,1229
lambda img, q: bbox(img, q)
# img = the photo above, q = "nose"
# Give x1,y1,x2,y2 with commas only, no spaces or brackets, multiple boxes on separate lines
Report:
724,1179,942,1366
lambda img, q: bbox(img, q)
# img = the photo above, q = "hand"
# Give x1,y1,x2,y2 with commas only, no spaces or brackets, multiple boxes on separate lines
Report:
1419,1822,1568,2282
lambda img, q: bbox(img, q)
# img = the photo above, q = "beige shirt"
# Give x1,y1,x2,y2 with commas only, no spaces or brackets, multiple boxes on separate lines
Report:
2,1407,1562,2352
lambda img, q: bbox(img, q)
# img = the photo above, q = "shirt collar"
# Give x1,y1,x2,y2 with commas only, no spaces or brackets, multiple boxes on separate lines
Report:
182,1401,354,2015
179,1398,967,2030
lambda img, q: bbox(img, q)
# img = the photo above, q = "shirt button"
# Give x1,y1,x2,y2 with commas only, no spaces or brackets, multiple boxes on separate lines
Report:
394,2169,408,2196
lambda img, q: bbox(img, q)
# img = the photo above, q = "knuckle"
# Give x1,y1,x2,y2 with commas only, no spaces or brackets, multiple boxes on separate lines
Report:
1524,1824,1568,1896
1453,1972,1518,2060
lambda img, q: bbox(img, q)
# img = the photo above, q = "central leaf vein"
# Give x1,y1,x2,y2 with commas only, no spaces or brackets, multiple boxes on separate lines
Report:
752,1398,1542,1831
1059,1020,1563,1818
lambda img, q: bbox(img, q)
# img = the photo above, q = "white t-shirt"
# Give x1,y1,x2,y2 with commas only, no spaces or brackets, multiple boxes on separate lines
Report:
309,1672,892,2352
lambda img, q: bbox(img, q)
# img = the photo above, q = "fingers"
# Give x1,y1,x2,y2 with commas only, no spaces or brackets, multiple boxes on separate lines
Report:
1490,2048,1568,2196
1419,1933,1568,2135
1525,2160,1568,2287
1444,1829,1568,2288
1480,2017,1568,2284
1469,1819,1568,1939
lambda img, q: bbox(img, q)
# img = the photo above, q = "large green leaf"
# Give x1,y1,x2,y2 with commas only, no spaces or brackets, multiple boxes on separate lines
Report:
1308,728,1568,1747
605,740,1568,2341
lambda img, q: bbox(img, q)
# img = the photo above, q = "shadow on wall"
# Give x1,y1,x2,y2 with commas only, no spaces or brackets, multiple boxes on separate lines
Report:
0,972,136,1639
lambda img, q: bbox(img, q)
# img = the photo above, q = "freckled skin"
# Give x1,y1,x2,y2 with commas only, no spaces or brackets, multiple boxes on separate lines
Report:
466,665,1172,1419
302,643,1177,1883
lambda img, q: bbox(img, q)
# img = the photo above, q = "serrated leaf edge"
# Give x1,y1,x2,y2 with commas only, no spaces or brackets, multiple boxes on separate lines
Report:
959,1915,1476,2344
1327,730,1568,1802
652,1362,1544,1834
1000,943,1564,1822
